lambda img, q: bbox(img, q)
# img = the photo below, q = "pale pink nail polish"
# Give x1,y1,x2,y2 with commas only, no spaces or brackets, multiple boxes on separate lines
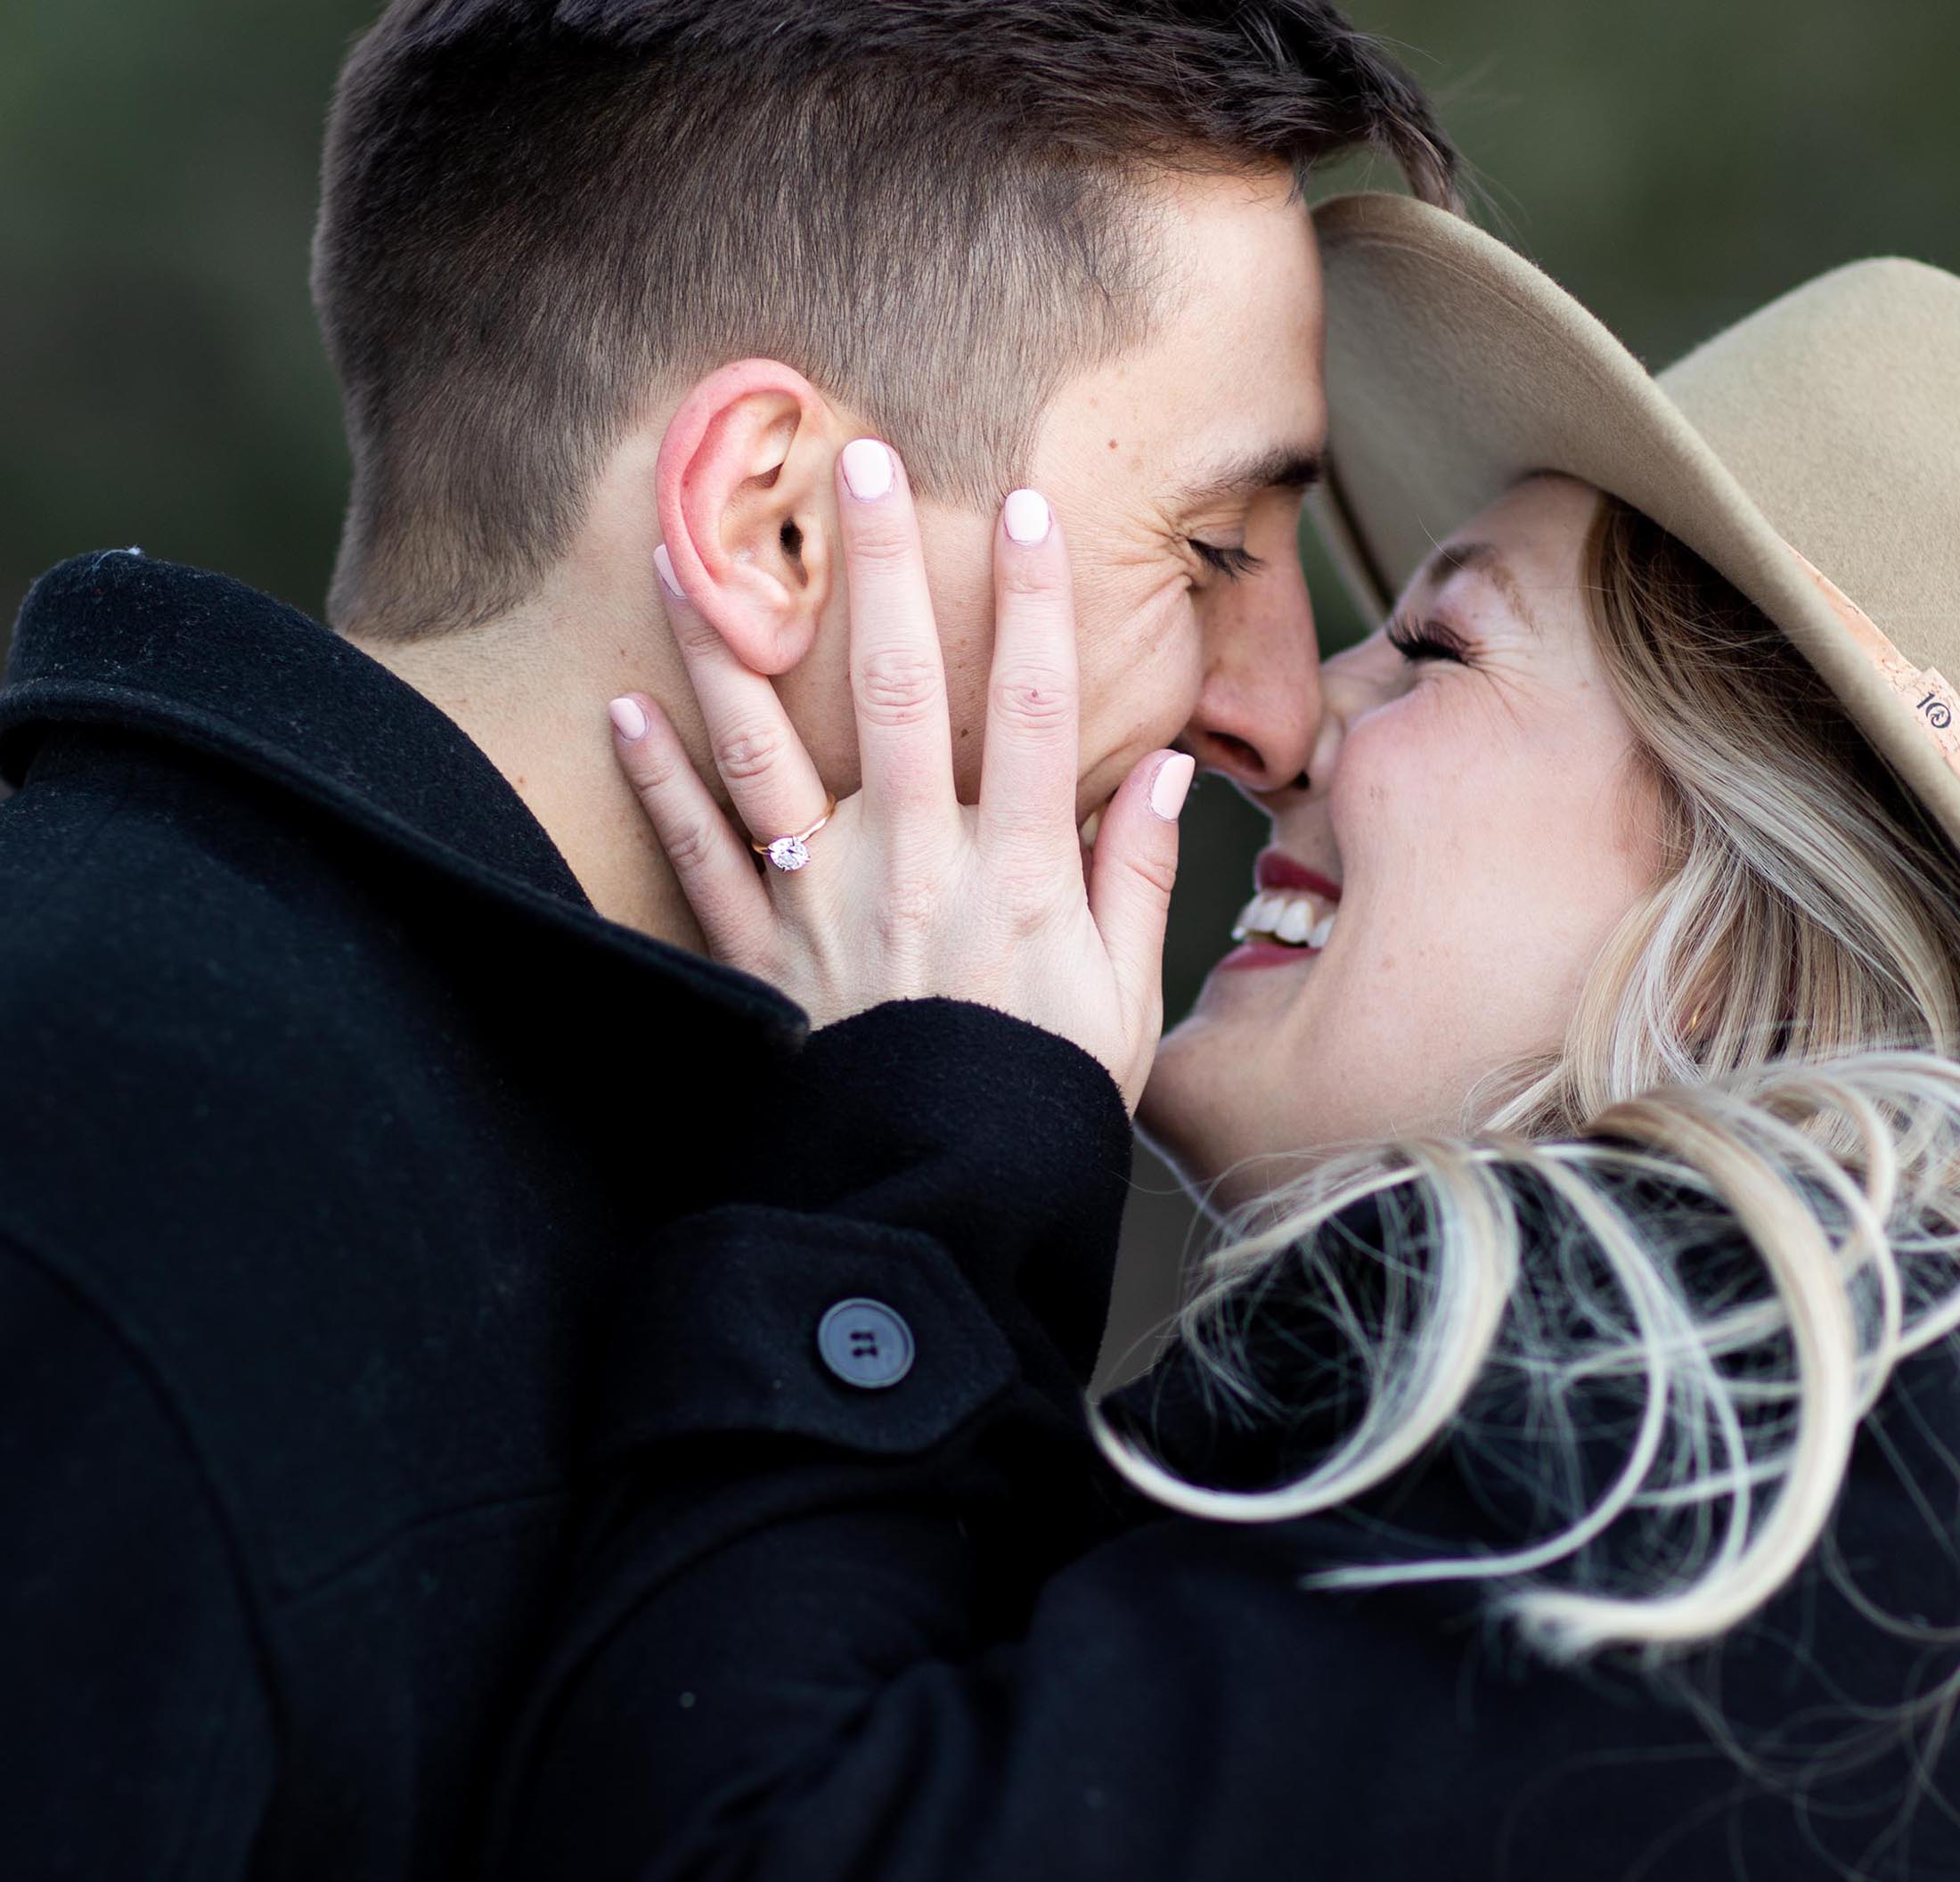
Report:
654,544,685,600
840,438,894,501
609,696,649,741
1149,753,1196,822
1003,488,1051,545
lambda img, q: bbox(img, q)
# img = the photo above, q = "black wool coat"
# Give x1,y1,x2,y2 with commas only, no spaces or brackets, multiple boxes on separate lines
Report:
485,1103,1960,1866
0,550,1136,1879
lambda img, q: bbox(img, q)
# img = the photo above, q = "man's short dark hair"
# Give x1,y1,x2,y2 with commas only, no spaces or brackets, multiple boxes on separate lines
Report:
311,0,1458,639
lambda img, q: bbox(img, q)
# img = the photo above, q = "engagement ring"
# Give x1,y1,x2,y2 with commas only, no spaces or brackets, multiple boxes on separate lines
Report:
752,796,837,872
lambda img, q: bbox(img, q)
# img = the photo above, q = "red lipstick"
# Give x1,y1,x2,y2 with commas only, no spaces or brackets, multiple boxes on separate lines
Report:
1216,940,1311,971
1254,850,1342,900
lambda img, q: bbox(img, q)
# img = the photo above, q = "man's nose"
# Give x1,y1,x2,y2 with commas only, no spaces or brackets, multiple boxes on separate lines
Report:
1179,561,1320,792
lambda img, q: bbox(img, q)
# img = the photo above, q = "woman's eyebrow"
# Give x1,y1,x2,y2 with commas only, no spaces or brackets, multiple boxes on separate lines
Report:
1418,539,1539,633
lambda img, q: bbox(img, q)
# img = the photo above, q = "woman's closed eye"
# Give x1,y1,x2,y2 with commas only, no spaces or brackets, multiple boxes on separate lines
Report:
1385,613,1472,664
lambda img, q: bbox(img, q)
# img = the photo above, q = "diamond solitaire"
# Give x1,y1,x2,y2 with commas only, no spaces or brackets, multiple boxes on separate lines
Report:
751,793,838,872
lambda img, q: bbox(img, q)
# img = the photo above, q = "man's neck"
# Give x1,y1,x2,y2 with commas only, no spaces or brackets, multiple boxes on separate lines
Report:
347,598,708,953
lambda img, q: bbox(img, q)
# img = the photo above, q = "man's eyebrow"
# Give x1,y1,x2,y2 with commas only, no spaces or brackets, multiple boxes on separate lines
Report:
1416,539,1539,633
1170,446,1325,511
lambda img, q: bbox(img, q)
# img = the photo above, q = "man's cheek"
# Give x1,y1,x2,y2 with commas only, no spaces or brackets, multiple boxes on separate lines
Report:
1114,612,1205,745
943,663,996,797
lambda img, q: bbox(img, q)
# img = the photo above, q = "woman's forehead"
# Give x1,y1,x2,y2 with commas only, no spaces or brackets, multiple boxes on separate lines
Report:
1407,475,1603,620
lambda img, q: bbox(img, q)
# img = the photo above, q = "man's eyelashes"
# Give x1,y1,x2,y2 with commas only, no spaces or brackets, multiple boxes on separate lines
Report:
1189,539,1265,581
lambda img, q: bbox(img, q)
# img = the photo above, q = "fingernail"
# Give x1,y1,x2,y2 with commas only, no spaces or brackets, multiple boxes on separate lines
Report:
1003,488,1051,546
840,438,894,502
609,696,649,741
654,544,685,600
1148,753,1196,822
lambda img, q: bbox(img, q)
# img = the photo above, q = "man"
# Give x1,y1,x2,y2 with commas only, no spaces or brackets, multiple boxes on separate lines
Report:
0,2,1454,1874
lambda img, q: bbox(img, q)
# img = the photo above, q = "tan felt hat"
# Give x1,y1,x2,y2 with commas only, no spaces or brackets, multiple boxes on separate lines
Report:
1307,191,1960,854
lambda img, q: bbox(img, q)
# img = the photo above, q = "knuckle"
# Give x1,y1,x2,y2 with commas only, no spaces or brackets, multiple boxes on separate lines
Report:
984,810,1062,866
989,860,1067,929
1121,847,1180,901
990,666,1075,733
625,746,689,798
670,610,724,659
713,721,788,782
874,879,938,945
997,552,1066,601
846,517,914,569
657,814,720,876
857,648,943,728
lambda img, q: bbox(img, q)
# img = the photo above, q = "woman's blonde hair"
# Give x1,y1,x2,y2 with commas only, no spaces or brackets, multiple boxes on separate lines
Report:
1096,492,1960,1843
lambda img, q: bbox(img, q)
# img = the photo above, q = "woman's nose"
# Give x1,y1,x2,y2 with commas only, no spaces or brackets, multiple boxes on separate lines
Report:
1301,680,1348,789
1295,634,1396,792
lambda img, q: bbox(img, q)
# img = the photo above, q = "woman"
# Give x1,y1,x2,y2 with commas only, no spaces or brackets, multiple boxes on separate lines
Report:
494,198,1960,1878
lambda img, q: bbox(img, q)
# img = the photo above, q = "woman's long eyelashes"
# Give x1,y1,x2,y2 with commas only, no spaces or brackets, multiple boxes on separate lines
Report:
1384,614,1471,663
1189,539,1265,581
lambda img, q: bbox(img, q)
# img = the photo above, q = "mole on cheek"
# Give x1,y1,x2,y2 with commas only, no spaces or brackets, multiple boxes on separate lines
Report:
1107,439,1119,450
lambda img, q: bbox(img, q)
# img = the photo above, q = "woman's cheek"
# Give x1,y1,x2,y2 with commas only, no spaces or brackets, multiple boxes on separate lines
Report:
1327,699,1456,851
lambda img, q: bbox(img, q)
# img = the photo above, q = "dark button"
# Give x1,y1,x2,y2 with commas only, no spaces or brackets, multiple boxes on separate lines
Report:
817,1297,915,1389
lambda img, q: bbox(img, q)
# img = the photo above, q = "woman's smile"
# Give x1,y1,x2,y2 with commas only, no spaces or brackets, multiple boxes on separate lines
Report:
1142,473,1668,1206
1219,847,1343,968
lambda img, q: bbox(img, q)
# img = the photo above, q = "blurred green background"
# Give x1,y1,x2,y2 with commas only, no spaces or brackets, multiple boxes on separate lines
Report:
6,0,1956,1378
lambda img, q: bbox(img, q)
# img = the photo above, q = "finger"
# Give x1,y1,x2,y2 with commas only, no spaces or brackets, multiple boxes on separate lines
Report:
655,542,831,855
1088,749,1192,1033
977,487,1082,864
609,691,772,955
834,439,957,828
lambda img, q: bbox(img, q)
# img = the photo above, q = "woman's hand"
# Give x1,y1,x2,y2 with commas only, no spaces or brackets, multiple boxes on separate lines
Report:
607,438,1193,1113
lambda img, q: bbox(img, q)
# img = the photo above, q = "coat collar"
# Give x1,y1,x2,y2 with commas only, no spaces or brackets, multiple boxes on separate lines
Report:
1,547,805,1043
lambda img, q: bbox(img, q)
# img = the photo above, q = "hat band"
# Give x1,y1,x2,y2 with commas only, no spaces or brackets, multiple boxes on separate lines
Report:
1786,543,1960,782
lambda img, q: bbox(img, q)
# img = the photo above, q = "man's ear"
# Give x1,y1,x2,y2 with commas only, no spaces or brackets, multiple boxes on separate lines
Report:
654,360,840,676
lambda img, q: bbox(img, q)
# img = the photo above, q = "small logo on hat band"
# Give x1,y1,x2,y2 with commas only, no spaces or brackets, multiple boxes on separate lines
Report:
1787,544,1960,777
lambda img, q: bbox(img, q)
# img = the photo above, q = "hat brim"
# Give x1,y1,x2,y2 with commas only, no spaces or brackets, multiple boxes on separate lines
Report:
1308,192,1960,856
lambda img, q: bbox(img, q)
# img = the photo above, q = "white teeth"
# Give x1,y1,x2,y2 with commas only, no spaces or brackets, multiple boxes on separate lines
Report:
1275,900,1314,945
1229,888,1339,950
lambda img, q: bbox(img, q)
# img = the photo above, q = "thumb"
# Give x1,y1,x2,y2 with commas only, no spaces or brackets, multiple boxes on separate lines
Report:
1087,749,1192,1040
